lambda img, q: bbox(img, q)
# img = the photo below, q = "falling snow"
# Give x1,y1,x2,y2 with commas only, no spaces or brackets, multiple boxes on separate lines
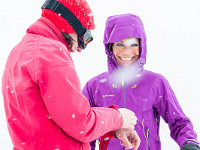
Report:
99,78,107,83
47,115,52,119
136,74,141,77
11,91,14,94
104,137,109,141
88,13,93,16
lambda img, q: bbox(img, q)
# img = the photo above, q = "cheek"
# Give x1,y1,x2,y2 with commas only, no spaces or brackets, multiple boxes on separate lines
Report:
132,49,140,55
113,48,120,57
136,49,140,54
72,40,78,48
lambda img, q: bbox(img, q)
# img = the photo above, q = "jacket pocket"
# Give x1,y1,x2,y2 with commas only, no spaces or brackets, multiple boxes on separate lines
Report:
142,119,150,150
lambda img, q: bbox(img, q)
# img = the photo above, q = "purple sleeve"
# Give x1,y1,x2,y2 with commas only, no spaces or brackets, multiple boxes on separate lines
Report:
154,75,199,147
82,81,96,107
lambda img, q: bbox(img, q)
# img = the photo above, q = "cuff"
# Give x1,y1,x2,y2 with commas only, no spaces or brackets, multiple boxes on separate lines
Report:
181,143,200,150
99,131,115,150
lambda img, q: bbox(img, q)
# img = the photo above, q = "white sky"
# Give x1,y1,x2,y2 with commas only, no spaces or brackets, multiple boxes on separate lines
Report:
0,0,200,149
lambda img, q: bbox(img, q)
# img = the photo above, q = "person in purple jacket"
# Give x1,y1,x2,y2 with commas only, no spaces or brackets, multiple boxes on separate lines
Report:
82,13,200,150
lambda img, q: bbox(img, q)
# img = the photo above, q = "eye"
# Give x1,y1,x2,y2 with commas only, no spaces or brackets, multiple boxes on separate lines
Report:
131,43,139,47
116,43,124,47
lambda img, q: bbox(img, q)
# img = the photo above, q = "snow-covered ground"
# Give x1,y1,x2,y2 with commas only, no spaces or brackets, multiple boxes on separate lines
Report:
1,0,200,149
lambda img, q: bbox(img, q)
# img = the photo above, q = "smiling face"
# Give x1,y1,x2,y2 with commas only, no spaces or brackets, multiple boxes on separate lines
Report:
112,37,140,66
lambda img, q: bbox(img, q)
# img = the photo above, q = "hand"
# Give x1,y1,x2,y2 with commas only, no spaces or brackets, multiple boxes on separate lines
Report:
115,128,140,150
180,143,200,150
118,108,137,129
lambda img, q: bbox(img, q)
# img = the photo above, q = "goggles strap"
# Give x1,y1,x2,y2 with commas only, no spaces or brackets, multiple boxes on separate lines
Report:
42,0,86,37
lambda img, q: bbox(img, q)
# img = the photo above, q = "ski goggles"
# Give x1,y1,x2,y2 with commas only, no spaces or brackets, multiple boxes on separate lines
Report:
78,30,93,49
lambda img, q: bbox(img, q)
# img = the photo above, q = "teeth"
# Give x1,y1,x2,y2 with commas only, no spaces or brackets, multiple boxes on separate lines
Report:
121,57,132,61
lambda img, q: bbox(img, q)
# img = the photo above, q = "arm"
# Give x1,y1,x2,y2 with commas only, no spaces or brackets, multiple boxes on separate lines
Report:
153,75,199,148
82,82,98,149
28,42,123,143
82,80,97,107
33,65,123,143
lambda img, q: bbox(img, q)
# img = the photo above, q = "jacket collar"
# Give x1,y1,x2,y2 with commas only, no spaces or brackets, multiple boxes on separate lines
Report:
27,17,70,50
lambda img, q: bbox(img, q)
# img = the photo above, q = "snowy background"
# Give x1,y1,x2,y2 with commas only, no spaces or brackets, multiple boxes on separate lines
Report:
1,0,200,149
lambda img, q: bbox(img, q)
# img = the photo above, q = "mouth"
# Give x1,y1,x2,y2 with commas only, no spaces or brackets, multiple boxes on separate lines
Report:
119,56,134,61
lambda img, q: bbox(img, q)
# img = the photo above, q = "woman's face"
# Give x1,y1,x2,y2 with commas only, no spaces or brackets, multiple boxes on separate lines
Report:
112,37,140,66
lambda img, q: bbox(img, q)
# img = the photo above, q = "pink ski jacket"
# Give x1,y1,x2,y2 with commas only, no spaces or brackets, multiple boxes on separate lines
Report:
1,17,123,150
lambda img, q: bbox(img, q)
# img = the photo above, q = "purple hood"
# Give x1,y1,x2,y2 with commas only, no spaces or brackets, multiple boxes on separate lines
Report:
103,14,147,72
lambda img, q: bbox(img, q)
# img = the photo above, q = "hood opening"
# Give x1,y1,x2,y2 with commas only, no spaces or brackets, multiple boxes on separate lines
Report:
103,14,147,72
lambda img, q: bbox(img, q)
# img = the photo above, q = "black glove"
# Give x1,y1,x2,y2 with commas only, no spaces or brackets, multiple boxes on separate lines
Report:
181,143,200,150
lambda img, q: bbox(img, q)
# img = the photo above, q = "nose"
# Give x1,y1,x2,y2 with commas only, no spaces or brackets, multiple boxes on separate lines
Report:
123,46,139,55
77,47,83,53
122,47,133,55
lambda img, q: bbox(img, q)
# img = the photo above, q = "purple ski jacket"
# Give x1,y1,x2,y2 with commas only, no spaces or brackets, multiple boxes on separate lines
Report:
82,14,199,150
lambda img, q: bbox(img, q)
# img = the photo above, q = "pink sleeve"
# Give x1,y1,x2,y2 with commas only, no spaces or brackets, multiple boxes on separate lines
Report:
33,64,123,143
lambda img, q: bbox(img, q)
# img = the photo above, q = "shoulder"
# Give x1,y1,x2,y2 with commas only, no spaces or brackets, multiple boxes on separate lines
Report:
142,70,169,85
84,72,109,88
37,35,73,69
86,71,109,85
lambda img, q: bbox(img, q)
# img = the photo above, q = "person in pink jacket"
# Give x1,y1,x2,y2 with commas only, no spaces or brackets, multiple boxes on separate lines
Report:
1,0,140,150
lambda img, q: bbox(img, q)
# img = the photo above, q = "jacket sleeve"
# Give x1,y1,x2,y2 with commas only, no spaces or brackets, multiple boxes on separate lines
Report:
153,75,199,147
29,43,123,143
82,80,97,108
82,82,97,149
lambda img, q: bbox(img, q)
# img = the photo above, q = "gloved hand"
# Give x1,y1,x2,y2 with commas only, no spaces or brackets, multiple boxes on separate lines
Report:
180,143,200,150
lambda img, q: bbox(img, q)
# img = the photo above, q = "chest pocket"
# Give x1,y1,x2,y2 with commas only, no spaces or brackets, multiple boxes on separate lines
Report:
97,87,122,107
93,80,124,107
